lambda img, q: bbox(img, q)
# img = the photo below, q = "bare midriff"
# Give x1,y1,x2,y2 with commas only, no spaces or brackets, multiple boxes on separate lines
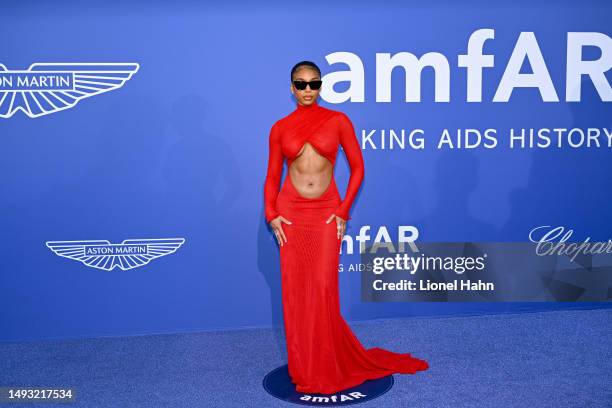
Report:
288,142,333,199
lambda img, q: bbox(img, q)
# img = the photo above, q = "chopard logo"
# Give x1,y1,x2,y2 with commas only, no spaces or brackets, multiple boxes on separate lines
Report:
528,225,612,262
46,238,185,271
0,62,139,118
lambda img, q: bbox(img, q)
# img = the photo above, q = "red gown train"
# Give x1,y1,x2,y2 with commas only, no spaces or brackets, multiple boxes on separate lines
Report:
264,100,428,395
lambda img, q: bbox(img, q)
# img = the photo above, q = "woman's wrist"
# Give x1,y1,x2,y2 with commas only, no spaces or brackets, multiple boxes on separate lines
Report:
266,210,280,223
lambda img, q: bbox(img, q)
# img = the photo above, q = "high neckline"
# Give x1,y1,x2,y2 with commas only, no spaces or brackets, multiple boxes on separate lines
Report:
296,100,319,111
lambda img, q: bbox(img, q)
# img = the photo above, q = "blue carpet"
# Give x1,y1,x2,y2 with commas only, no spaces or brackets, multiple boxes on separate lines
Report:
1,309,610,407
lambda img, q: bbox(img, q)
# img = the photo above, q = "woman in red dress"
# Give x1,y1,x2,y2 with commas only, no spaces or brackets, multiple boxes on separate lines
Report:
264,61,429,395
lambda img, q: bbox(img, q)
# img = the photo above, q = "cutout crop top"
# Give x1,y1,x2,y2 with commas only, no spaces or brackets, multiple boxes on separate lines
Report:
264,100,364,223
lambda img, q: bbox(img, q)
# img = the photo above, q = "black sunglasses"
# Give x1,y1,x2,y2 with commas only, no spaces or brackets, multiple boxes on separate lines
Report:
292,80,322,90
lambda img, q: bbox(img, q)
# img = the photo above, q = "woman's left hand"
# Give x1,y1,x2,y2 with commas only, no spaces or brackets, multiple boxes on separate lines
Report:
326,213,346,240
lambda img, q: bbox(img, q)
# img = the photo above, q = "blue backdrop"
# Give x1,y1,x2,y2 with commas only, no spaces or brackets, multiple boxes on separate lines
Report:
1,1,610,341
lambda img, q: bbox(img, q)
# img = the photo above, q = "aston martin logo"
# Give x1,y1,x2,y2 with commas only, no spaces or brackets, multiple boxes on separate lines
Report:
46,238,185,271
0,63,139,118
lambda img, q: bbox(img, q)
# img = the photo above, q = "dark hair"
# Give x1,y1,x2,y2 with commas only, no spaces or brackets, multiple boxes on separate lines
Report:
290,61,321,82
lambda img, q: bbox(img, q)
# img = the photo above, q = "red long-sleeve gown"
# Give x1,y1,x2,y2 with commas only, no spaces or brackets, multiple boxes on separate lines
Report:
264,100,428,394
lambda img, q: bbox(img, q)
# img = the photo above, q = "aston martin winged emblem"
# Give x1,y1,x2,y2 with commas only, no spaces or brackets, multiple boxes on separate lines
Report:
0,63,139,118
46,238,185,271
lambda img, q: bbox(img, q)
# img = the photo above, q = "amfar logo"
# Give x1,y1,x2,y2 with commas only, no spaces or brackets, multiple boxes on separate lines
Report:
319,29,611,103
0,62,139,118
46,238,185,271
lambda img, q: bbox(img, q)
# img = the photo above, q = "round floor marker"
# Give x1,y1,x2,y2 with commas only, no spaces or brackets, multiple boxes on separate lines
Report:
263,364,394,406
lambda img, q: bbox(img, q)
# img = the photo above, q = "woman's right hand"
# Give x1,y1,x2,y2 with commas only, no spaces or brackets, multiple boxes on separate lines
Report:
269,215,292,246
